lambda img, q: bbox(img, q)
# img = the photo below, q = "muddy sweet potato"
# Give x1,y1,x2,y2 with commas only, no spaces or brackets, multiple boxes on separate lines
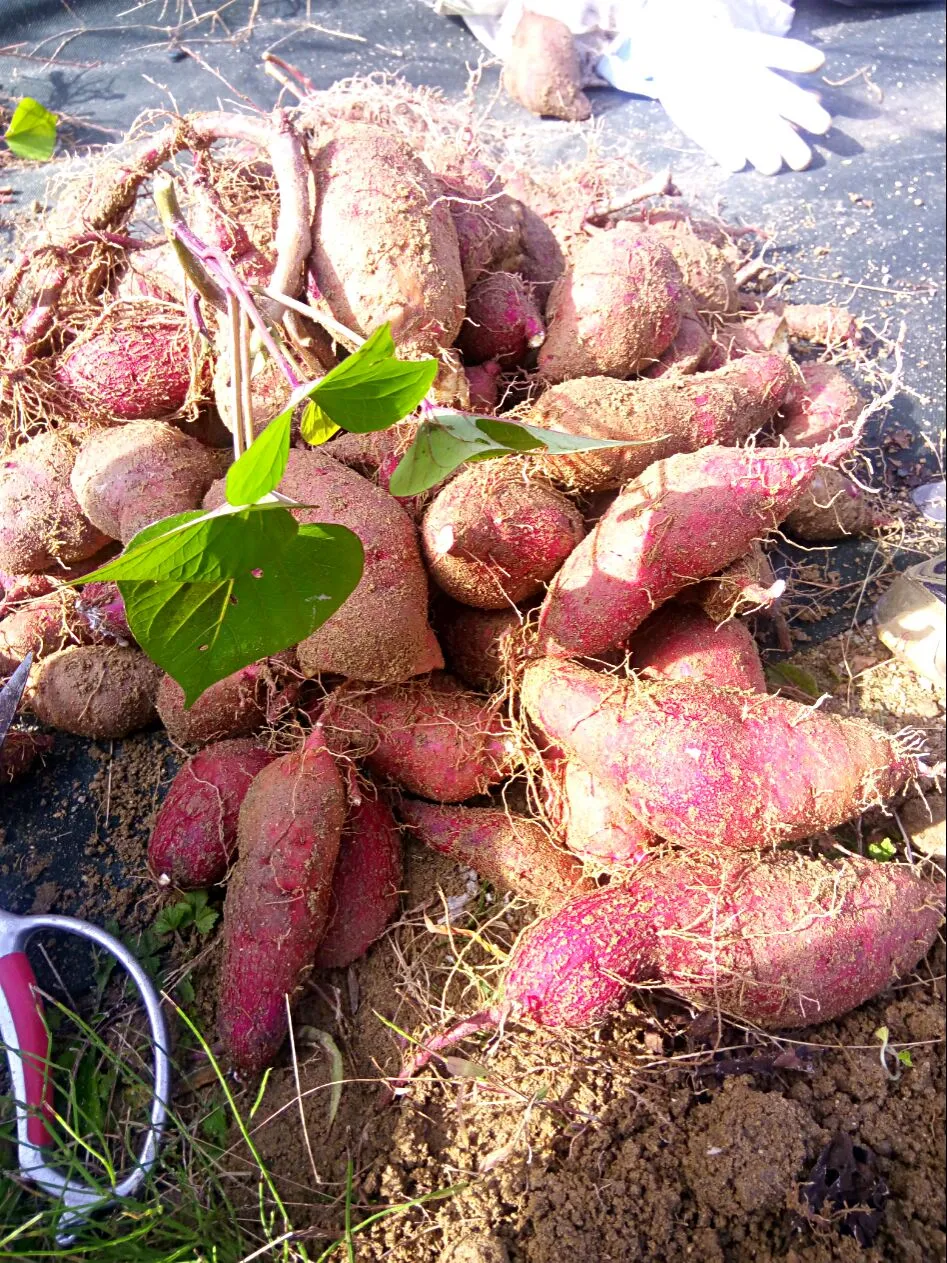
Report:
526,352,800,494
438,603,525,692
464,360,502,413
70,421,221,544
645,220,740,316
29,645,161,739
308,124,465,358
313,793,403,969
396,853,943,1078
690,542,786,624
502,13,591,123
0,730,54,783
629,603,767,694
156,654,296,746
323,674,517,803
204,449,443,683
783,467,893,541
538,440,844,657
0,432,109,574
436,166,523,288
398,799,590,909
522,658,913,851
779,363,865,447
642,295,713,378
458,273,545,368
147,739,276,889
545,758,654,868
421,463,584,609
0,590,83,676
218,735,346,1073
538,226,683,383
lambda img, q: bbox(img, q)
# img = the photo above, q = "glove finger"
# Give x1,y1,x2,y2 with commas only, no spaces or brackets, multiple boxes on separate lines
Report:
738,111,789,175
742,33,826,75
762,73,833,135
771,118,815,171
658,93,749,171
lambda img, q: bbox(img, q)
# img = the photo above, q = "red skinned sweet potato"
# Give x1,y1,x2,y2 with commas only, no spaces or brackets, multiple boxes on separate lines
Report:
313,793,403,969
323,673,517,803
779,363,864,446
538,440,845,657
204,449,443,682
459,272,545,367
628,603,766,694
0,590,83,675
522,658,913,850
148,740,276,889
156,654,296,746
689,542,786,624
502,13,591,123
464,361,502,414
0,432,109,574
644,220,740,315
71,421,220,544
421,463,584,608
545,758,654,868
308,125,465,358
398,799,590,909
218,735,346,1073
526,352,800,494
439,603,525,692
642,296,712,378
538,226,683,383
395,852,944,1081
0,730,54,782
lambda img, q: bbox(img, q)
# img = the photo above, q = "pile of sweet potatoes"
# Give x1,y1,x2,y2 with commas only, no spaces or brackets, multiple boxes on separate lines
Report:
1,77,941,1080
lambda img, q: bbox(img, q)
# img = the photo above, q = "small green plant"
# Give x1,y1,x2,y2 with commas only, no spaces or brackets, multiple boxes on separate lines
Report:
153,890,218,939
3,98,58,161
867,837,897,862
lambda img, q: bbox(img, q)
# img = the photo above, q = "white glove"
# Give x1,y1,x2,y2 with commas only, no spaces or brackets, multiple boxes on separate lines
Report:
597,0,831,174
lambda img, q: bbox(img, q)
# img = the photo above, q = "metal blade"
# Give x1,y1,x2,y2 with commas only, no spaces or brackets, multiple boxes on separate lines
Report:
0,654,33,748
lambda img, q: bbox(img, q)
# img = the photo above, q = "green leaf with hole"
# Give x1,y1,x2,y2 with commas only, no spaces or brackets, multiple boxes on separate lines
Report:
116,508,363,706
4,98,58,161
303,323,438,434
225,406,293,505
299,400,340,446
388,411,634,496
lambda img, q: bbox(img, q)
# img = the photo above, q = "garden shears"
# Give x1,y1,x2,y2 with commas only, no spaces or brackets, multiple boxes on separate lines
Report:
0,654,171,1240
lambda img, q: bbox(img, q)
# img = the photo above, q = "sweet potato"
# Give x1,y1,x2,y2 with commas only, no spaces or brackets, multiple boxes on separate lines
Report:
71,421,220,544
690,542,786,624
0,432,109,573
29,645,161,739
74,581,132,646
644,220,740,315
783,467,893,541
779,363,864,447
434,164,523,288
147,740,276,889
218,735,346,1073
525,352,800,494
313,794,403,969
397,800,590,909
308,125,465,358
323,674,516,803
628,604,766,694
502,13,591,123
396,852,943,1077
545,759,654,867
769,302,858,346
538,226,683,383
54,311,195,420
204,449,443,683
706,311,790,368
156,654,296,746
642,296,712,378
0,590,83,675
464,361,502,414
439,603,524,692
521,658,913,850
538,441,841,657
421,463,584,609
458,273,545,368
0,730,54,783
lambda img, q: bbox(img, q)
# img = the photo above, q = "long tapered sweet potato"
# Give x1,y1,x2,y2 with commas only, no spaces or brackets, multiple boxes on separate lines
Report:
421,463,584,609
308,125,465,358
148,740,276,889
218,735,346,1073
204,449,442,683
538,225,683,383
398,799,591,909
538,441,844,657
394,852,944,1082
323,673,517,803
525,353,799,494
313,794,403,969
522,658,913,850
628,603,766,694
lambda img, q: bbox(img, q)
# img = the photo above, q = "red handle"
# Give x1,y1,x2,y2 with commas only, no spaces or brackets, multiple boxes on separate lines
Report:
0,951,54,1147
